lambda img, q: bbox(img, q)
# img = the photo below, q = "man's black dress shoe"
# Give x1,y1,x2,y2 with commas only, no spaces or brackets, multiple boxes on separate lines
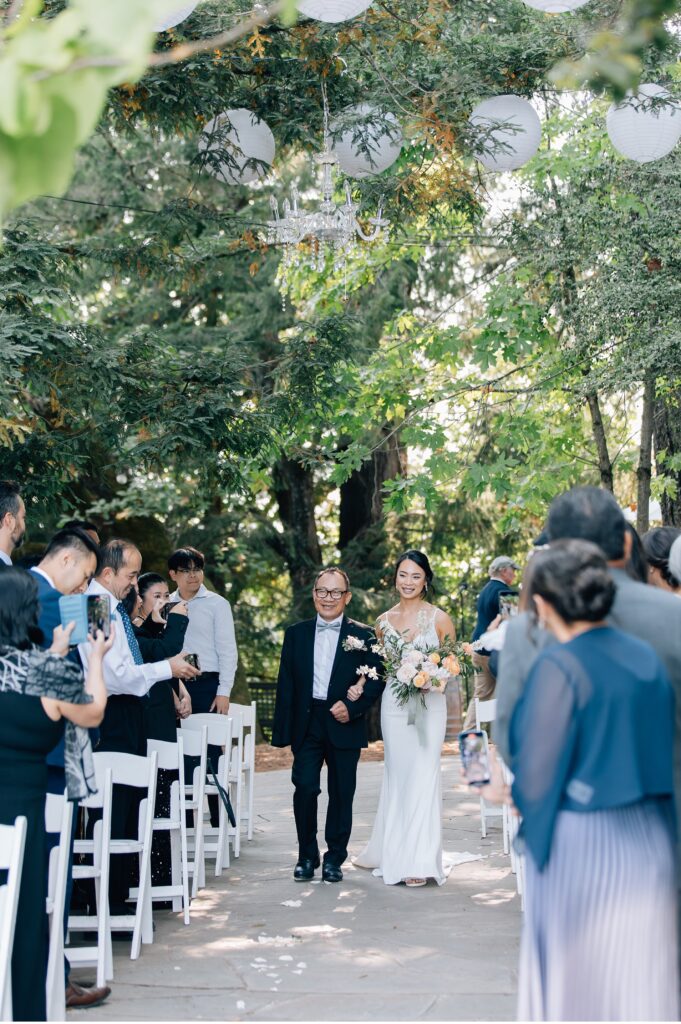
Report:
322,862,343,883
293,856,320,881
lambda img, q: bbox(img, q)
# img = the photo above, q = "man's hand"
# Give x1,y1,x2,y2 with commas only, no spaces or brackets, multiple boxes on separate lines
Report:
210,695,230,715
330,700,350,723
169,652,201,680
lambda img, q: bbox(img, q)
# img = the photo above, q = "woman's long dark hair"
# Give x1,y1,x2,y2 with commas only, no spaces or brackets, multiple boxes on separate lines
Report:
393,550,434,596
0,566,42,648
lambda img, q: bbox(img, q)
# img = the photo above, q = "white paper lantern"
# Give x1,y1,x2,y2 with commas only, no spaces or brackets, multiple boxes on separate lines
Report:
198,110,275,185
519,0,590,12
297,0,373,23
606,84,681,164
154,2,199,32
469,95,541,171
330,104,403,178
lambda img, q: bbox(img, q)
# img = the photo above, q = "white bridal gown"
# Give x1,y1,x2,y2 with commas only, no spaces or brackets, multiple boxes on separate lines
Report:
355,608,448,885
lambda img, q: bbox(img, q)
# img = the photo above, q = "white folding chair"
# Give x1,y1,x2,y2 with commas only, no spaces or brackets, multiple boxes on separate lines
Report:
0,816,27,1023
90,751,158,961
229,701,257,842
45,793,74,1022
475,698,503,839
177,725,208,897
181,716,235,875
141,737,190,924
68,767,113,985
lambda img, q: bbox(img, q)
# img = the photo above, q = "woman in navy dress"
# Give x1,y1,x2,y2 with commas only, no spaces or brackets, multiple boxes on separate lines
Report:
507,540,678,1021
0,568,110,1021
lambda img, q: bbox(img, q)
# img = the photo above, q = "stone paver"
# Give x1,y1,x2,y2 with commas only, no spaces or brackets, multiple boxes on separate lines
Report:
74,760,519,1021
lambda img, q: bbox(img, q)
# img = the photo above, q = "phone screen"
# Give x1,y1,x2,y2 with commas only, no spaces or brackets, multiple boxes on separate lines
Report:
499,594,519,620
160,602,174,621
184,653,201,671
87,595,111,639
459,730,491,786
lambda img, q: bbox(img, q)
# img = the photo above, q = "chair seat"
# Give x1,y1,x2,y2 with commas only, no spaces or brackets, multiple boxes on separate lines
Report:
72,865,101,880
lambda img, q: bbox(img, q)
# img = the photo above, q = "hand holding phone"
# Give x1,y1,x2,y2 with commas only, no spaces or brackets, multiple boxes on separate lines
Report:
459,730,492,786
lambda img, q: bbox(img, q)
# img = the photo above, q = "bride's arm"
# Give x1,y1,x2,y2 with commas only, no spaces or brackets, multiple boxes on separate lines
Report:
435,609,456,643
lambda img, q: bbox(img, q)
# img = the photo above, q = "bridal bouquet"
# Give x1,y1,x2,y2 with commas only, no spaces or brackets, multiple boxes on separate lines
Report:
384,636,461,708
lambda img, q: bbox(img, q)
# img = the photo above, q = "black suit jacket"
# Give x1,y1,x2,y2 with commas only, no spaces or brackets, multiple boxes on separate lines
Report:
272,616,384,753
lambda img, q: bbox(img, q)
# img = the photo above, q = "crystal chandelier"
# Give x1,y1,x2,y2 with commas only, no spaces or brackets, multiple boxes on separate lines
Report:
266,85,390,288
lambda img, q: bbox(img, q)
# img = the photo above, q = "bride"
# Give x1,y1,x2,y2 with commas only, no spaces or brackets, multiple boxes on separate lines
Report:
353,550,457,887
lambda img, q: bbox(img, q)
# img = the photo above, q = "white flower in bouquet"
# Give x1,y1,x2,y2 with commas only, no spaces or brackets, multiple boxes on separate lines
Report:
396,662,418,684
357,664,379,681
405,649,423,666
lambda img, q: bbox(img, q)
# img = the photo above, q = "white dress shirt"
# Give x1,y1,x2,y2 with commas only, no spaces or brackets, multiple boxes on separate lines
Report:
78,579,171,697
169,584,237,697
0,550,12,566
31,566,56,589
312,613,343,700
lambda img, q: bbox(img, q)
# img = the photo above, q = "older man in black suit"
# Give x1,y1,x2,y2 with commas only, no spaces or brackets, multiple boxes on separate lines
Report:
272,567,384,883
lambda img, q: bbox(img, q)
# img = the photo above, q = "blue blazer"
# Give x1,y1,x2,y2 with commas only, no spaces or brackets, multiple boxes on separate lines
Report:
510,626,675,870
29,569,79,770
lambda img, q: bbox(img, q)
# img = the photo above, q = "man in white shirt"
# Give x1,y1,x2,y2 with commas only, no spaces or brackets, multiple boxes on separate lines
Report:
168,546,238,825
80,539,199,911
0,480,26,565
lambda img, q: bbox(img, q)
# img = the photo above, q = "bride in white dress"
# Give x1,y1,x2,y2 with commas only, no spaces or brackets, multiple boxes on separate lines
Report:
353,551,457,887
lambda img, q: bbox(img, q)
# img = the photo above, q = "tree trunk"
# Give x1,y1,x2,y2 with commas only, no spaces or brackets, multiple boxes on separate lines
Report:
654,386,681,526
271,456,322,616
636,378,655,535
585,390,614,492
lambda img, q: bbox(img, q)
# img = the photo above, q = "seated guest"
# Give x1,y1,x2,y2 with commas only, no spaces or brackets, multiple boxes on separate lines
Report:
79,540,200,912
29,527,111,1009
168,547,238,825
642,526,681,593
0,567,110,1022
478,540,678,1020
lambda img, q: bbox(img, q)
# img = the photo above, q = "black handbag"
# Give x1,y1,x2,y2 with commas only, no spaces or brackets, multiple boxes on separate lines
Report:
208,764,237,828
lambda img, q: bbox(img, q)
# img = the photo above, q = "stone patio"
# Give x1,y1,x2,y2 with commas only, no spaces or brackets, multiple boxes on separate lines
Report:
74,758,519,1021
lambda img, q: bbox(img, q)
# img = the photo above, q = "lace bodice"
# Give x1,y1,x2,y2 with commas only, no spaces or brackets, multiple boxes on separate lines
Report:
378,606,440,654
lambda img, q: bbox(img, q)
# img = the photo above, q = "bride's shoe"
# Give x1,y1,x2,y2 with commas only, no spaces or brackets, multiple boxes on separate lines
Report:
405,877,427,887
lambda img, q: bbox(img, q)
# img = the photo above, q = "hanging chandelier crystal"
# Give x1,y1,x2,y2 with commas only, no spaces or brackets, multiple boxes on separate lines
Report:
266,85,390,288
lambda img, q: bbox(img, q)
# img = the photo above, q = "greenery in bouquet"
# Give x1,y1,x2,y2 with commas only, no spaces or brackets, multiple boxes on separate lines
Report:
377,629,467,709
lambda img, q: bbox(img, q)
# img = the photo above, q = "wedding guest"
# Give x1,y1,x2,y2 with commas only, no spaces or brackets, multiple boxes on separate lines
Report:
28,527,111,1009
624,521,648,583
79,540,199,911
482,540,678,1020
0,479,26,565
670,535,681,588
168,547,238,825
131,572,192,891
643,526,681,592
62,518,101,546
0,567,110,1022
462,555,519,729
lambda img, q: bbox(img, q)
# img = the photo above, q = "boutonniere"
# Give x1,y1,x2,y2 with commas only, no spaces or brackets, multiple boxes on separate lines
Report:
342,634,367,653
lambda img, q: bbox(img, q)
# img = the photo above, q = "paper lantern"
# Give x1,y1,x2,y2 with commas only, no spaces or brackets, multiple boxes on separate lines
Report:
198,110,275,185
297,0,373,23
330,104,402,178
154,2,199,32
606,84,681,164
519,0,590,12
469,95,541,171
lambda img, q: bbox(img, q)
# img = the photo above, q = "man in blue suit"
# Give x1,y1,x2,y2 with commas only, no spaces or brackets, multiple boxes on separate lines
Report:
30,527,112,1009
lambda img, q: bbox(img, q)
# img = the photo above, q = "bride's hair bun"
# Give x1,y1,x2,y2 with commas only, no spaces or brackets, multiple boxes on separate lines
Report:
529,539,615,624
394,550,434,595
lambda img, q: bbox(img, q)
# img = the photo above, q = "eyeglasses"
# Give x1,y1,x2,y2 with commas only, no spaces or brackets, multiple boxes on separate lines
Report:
175,568,203,576
314,588,348,599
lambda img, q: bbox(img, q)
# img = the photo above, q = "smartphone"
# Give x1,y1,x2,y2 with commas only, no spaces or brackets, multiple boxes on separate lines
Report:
87,595,111,639
160,602,175,622
184,653,201,671
499,593,519,620
459,730,491,786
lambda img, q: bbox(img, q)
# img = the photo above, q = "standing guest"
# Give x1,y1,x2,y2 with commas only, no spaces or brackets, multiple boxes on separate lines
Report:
462,555,519,729
79,540,200,911
272,568,384,883
28,528,112,1009
168,547,238,825
62,518,101,545
0,480,26,565
0,567,110,1022
477,541,678,1020
131,572,192,890
624,521,648,583
643,526,681,592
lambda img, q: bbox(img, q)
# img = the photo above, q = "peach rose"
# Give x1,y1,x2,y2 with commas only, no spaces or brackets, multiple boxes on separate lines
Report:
428,653,441,665
413,672,428,689
442,654,460,675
